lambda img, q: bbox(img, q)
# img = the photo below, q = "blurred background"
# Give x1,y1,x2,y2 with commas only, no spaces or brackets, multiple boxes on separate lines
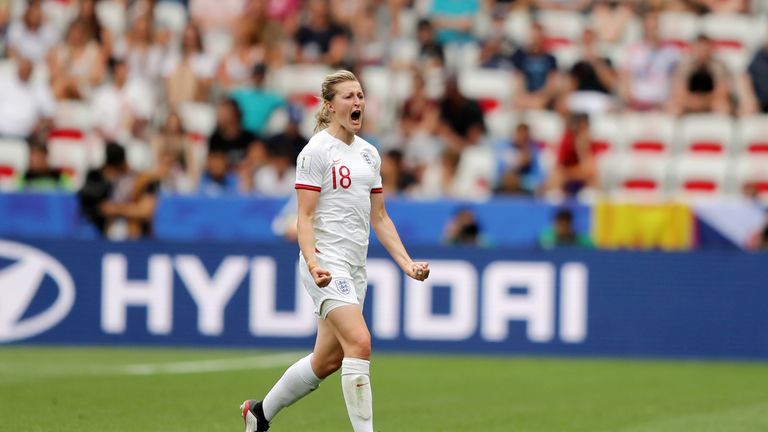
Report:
2,1,768,430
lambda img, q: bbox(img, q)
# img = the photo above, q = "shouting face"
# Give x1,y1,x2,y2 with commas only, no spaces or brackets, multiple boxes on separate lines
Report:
329,80,365,134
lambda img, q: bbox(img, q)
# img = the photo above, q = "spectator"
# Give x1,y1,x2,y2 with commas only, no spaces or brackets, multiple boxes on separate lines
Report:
619,12,680,111
150,111,198,183
78,142,136,237
591,0,638,45
162,23,217,107
112,13,164,83
19,143,68,190
208,98,262,167
189,0,245,33
6,0,58,63
511,22,559,110
413,147,461,198
545,113,597,198
230,63,286,136
443,207,486,246
294,0,348,66
438,74,485,150
216,18,266,91
670,35,731,115
348,4,386,66
267,104,307,163
479,8,516,70
745,37,768,114
0,57,54,139
48,18,107,100
494,123,544,195
453,121,495,200
559,27,618,115
416,18,445,69
253,145,295,196
76,0,112,58
196,150,241,196
534,0,591,11
380,149,417,196
429,0,480,45
91,58,155,143
539,208,592,249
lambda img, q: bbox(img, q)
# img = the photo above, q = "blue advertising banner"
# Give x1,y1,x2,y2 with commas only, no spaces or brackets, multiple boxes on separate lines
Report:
1,238,767,359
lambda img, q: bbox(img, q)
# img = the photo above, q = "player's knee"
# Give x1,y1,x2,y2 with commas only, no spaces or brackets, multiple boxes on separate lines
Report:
314,351,344,378
345,331,371,359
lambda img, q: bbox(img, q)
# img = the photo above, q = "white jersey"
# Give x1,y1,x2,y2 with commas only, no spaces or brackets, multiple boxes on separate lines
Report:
295,130,383,267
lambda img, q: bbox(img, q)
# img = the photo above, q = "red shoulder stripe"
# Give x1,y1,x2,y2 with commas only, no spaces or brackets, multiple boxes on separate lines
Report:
295,184,321,192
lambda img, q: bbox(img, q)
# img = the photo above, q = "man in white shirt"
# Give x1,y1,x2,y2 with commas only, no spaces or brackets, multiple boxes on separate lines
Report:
91,59,155,142
6,0,58,63
0,58,55,139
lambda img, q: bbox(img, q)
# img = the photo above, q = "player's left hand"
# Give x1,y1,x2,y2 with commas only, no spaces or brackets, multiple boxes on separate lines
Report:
406,261,430,281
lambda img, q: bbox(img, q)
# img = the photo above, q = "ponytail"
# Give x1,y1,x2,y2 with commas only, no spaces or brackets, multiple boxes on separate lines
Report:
314,103,332,133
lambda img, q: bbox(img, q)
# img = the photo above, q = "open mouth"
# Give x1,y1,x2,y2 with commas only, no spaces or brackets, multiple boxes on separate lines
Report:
351,110,362,123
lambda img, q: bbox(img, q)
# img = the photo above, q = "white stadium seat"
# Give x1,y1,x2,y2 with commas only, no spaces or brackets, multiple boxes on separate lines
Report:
178,102,217,137
458,68,514,113
610,154,671,202
701,14,766,53
731,155,768,203
0,138,29,191
54,101,95,132
47,138,90,189
659,12,699,48
589,113,624,156
670,156,730,202
537,10,584,50
622,112,676,156
736,115,768,156
676,114,735,156
504,10,533,45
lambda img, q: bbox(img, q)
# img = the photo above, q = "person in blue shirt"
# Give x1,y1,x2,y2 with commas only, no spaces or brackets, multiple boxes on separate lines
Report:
196,149,241,196
229,63,285,136
511,22,559,110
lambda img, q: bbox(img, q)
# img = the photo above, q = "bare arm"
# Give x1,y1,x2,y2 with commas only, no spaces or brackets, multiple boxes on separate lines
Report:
297,188,332,287
370,192,429,281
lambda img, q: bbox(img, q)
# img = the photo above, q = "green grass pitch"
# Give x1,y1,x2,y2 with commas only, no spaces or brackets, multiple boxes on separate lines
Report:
1,347,768,431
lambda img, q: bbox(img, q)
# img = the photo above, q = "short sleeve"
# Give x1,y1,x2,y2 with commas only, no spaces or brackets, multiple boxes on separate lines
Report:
295,144,325,192
371,147,383,194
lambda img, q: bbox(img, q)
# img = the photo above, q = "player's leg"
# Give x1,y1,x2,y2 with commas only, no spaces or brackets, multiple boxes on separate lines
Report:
325,304,374,432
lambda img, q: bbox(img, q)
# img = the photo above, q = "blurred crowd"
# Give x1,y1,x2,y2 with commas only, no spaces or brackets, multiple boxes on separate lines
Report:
1,0,768,238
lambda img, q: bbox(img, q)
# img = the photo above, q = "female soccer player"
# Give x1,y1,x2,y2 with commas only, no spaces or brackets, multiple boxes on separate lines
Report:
241,70,430,432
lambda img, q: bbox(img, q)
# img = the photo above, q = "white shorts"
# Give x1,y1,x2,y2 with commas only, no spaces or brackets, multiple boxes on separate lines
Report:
299,253,367,319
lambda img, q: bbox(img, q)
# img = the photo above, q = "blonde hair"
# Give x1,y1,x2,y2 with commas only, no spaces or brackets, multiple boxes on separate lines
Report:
314,70,359,133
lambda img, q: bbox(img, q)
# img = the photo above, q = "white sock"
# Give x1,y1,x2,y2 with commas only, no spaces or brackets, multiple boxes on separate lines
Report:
262,354,322,421
341,357,374,432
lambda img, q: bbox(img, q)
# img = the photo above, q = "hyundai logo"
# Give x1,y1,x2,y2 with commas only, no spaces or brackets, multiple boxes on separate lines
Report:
0,240,75,342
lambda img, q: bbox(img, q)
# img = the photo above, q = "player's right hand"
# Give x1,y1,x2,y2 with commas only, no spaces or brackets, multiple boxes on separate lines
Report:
311,266,332,287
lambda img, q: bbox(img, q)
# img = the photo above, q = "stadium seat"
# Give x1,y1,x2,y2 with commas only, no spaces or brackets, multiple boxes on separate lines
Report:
537,10,584,51
270,65,333,109
154,1,187,36
676,114,735,156
521,110,564,172
124,139,153,171
658,12,699,49
622,112,676,156
178,102,217,138
360,66,413,108
0,138,29,191
485,108,517,139
730,155,768,203
669,156,730,202
701,14,766,53
736,115,768,156
54,101,95,132
589,113,624,156
444,42,480,72
458,68,514,113
96,0,127,37
610,154,671,202
47,138,90,189
504,9,532,45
